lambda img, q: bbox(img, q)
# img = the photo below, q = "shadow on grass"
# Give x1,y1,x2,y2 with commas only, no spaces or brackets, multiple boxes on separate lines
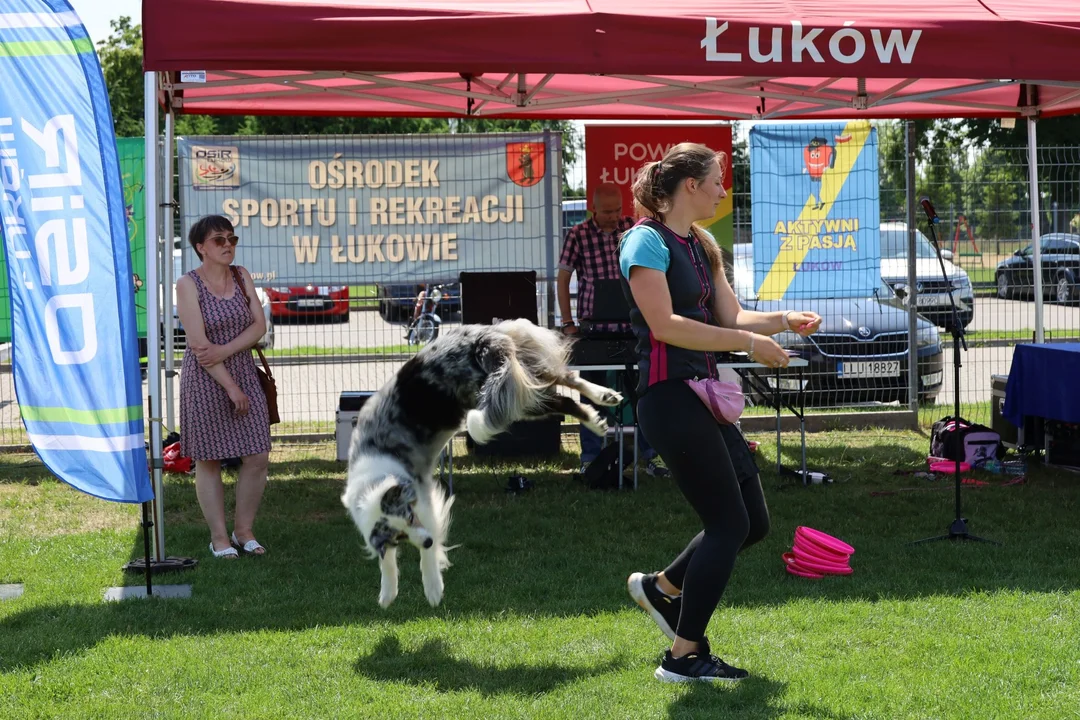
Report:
666,676,862,720
353,635,626,697
0,454,55,486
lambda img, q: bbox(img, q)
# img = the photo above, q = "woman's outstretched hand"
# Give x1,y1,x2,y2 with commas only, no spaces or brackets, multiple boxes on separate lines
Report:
785,311,823,336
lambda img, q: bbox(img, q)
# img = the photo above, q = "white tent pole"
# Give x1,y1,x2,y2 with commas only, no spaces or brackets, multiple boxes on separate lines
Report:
163,109,176,431
144,71,165,559
1028,117,1044,344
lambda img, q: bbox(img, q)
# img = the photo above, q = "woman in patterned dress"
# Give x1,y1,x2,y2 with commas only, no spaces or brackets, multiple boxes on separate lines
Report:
176,215,272,559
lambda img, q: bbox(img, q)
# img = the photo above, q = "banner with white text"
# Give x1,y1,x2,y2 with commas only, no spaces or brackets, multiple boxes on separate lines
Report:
750,121,881,301
0,137,144,344
0,0,152,503
177,134,562,286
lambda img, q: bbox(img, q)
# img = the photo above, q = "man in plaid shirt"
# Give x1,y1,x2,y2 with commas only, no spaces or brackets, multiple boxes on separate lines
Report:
557,183,667,476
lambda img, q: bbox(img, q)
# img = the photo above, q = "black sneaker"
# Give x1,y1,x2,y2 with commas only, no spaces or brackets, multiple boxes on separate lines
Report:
654,639,749,683
627,572,681,641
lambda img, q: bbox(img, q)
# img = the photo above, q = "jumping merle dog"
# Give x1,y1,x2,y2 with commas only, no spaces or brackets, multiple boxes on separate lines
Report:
341,318,621,608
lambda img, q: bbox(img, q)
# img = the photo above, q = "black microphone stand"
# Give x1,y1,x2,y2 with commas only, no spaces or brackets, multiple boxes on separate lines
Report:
911,202,999,546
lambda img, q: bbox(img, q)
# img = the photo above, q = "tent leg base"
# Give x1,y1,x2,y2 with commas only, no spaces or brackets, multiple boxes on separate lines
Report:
122,556,198,574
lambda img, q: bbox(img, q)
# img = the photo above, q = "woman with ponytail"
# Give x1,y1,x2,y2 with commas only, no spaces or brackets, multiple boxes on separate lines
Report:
619,143,822,683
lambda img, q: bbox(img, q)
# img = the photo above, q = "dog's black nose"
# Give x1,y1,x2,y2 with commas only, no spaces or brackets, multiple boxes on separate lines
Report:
423,538,433,549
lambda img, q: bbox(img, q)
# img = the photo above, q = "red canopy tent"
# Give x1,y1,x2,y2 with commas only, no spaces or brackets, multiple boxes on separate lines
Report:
142,0,1080,120
137,0,1079,562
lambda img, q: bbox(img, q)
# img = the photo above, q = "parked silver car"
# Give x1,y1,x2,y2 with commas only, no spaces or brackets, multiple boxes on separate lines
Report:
878,221,974,330
732,244,944,406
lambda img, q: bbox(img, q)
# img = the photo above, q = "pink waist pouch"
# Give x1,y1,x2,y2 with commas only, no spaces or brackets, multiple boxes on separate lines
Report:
684,378,745,425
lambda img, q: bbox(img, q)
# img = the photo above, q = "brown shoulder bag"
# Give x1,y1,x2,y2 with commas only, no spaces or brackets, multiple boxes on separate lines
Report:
230,265,280,424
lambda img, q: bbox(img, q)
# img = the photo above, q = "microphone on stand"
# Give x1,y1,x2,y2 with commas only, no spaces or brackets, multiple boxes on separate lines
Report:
920,196,941,225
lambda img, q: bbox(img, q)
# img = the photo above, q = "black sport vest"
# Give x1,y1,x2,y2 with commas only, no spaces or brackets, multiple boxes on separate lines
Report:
618,218,720,396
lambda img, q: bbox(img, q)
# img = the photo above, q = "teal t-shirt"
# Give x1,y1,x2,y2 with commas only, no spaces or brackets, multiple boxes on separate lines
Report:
619,225,670,278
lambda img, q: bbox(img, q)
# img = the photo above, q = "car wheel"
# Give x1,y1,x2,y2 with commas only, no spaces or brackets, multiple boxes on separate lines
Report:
996,272,1010,299
1056,275,1073,304
380,301,404,323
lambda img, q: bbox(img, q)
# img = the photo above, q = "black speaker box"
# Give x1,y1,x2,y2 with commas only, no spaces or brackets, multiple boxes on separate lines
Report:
459,271,537,325
990,374,1044,449
458,271,556,459
1047,420,1080,467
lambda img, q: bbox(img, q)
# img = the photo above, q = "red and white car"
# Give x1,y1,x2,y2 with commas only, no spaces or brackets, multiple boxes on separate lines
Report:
266,285,350,322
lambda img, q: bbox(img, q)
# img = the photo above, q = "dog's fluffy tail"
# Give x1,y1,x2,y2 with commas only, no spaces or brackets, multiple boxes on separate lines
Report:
467,339,548,443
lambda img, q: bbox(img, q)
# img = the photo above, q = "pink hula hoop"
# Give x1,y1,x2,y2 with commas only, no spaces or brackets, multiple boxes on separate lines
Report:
783,527,855,579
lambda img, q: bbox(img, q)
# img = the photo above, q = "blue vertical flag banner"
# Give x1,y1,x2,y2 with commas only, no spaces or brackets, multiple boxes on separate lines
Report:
750,121,881,301
0,1,152,503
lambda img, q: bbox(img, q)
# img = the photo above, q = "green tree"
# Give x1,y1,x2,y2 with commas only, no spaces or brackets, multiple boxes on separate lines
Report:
968,149,1022,239
730,125,750,240
917,126,969,227
960,116,1080,233
875,120,907,221
96,17,144,137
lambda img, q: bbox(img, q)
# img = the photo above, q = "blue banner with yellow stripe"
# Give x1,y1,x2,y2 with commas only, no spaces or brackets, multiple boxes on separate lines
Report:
0,0,151,502
750,121,881,301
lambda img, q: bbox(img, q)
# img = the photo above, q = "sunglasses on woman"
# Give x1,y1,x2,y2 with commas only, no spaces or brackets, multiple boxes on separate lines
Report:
205,234,239,247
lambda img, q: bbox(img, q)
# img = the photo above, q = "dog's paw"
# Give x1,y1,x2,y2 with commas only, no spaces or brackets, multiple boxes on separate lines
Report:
582,408,609,437
378,587,398,608
597,389,623,407
422,570,444,607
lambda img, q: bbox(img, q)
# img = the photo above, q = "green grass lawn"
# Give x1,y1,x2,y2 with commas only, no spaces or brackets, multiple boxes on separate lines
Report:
965,266,997,285
2,432,1078,719
348,284,378,299
263,344,413,358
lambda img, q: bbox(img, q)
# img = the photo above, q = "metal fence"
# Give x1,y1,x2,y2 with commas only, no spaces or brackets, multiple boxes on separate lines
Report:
731,138,1080,434
2,132,1079,447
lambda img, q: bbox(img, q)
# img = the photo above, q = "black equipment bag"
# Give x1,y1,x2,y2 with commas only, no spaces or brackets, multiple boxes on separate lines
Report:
930,415,1005,466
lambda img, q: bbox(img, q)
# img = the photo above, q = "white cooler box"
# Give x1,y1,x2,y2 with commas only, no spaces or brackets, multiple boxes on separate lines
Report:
336,391,375,462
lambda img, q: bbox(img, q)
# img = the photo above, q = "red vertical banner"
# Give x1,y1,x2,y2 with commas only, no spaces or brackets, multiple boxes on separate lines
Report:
584,123,734,252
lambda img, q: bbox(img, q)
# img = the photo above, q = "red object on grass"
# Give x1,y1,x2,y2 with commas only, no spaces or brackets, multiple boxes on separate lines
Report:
163,442,192,474
929,460,971,474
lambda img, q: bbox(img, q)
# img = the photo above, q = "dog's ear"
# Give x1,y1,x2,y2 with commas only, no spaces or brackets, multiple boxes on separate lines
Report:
379,480,416,515
368,519,395,558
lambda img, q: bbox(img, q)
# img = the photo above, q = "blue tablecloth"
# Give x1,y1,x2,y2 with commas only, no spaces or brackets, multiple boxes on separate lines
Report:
1003,343,1080,427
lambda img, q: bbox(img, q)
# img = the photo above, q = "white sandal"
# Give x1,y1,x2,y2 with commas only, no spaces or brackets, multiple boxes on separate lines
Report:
210,542,239,559
231,531,266,555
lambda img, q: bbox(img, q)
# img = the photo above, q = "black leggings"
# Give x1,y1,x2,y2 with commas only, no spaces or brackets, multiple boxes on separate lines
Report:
637,379,771,643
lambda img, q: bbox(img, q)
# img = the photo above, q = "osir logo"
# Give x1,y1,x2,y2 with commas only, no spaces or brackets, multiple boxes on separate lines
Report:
192,145,239,188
